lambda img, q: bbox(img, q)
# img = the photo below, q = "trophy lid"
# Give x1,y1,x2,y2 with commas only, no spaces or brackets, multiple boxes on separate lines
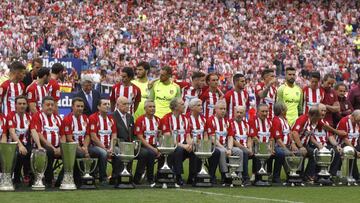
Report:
343,146,355,156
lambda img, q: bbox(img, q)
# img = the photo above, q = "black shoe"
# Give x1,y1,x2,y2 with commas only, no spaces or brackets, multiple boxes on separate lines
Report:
186,177,194,185
109,177,116,185
211,177,217,185
272,178,281,184
176,175,184,186
133,173,142,185
243,179,251,186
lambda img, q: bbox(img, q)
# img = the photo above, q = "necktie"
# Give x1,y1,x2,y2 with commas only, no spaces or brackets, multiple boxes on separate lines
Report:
122,114,127,128
87,93,93,110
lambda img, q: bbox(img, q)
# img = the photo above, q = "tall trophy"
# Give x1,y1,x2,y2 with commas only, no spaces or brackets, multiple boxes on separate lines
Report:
113,139,141,189
313,148,334,186
60,142,78,190
156,134,177,188
340,146,357,186
76,158,98,189
0,142,17,191
31,149,48,190
193,138,215,187
226,156,243,187
284,153,304,186
253,139,272,186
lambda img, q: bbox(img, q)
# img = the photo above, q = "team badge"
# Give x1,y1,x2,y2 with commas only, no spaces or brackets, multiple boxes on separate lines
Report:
136,126,140,132
28,92,32,99
276,131,280,136
170,90,174,94
91,125,95,130
65,127,69,132
56,90,60,97
330,94,334,98
296,92,299,96
296,125,300,130
8,120,12,126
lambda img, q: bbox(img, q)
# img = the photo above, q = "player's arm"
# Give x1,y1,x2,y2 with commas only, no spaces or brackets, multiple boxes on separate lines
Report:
9,127,28,155
298,87,304,115
326,101,340,113
133,88,141,112
309,136,323,149
275,85,284,103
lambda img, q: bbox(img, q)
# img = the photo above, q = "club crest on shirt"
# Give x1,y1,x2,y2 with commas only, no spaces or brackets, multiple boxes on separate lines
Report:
91,124,95,130
28,92,32,99
136,126,140,132
56,90,60,97
296,92,299,96
25,120,29,126
8,120,12,126
296,125,300,130
330,93,334,98
170,90,174,94
65,126,69,132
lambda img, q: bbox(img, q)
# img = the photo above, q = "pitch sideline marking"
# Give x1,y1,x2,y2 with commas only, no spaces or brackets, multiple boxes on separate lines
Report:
178,188,304,203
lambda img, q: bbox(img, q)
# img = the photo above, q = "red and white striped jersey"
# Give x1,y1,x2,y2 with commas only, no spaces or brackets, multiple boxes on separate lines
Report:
0,114,7,140
199,88,221,119
26,82,48,111
302,86,324,114
61,112,89,146
205,115,232,146
134,115,160,145
224,89,250,119
181,85,203,113
30,112,62,147
271,116,291,145
88,112,116,149
255,82,277,119
292,115,325,145
110,82,141,115
337,115,360,147
47,79,61,102
229,119,249,147
160,112,190,144
249,116,272,143
7,112,31,145
0,80,25,115
187,113,206,142
312,120,330,145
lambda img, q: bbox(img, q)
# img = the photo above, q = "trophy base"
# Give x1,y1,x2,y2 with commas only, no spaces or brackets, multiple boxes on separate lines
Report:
254,175,271,187
286,176,304,186
156,168,175,184
0,185,15,191
79,178,97,189
60,184,77,190
32,185,46,191
317,176,333,186
194,173,212,187
115,175,135,189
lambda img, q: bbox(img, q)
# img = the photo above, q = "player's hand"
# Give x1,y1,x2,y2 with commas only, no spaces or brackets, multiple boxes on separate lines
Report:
54,147,61,156
336,145,342,153
299,147,307,156
336,130,347,137
19,145,28,155
226,149,231,156
268,78,276,86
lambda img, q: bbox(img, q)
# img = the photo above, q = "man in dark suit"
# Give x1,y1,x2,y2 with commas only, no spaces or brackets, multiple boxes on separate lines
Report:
111,96,135,184
73,75,101,116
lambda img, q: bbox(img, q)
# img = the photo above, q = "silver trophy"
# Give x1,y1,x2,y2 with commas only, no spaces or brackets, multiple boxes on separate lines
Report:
284,154,304,186
253,140,272,186
31,149,48,190
314,148,334,186
227,155,243,187
157,134,177,188
76,158,98,189
0,142,18,191
340,146,357,186
113,139,141,189
194,138,215,187
60,142,78,190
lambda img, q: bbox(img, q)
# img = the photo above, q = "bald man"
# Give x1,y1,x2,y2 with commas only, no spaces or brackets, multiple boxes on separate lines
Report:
111,96,135,184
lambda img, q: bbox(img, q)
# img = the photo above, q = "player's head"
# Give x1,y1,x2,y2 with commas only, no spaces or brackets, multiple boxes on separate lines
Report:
51,63,65,80
234,105,246,121
261,68,275,84
144,99,156,116
42,96,55,115
81,75,94,94
191,71,206,89
121,67,135,84
335,82,347,98
116,96,130,114
273,102,287,117
309,71,321,89
322,73,336,90
160,66,172,82
352,110,360,124
15,95,28,113
189,98,202,114
169,97,185,114
233,73,246,90
206,73,219,88
285,67,296,85
318,103,327,119
215,99,227,118
136,61,150,79
31,58,43,76
308,105,321,122
257,103,269,119
9,61,26,81
37,67,50,84
98,98,110,114
71,97,85,116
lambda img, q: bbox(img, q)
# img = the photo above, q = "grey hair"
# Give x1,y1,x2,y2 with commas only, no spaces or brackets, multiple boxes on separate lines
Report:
257,103,269,110
81,74,94,85
144,99,154,109
273,102,287,116
352,110,360,117
215,99,227,108
169,97,182,111
188,98,202,109
235,105,246,111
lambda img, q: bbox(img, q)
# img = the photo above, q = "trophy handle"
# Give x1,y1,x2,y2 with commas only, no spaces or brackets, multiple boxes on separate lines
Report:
134,140,141,158
76,159,85,174
89,158,98,174
313,148,318,162
330,148,335,164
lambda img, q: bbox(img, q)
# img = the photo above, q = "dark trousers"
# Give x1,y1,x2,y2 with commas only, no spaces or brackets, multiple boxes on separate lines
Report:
194,147,220,180
168,146,197,179
89,146,108,181
43,145,59,185
111,151,132,179
135,147,157,182
349,145,360,180
14,143,32,182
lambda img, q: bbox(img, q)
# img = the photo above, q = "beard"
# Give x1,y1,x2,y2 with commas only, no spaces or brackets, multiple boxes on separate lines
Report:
287,78,295,84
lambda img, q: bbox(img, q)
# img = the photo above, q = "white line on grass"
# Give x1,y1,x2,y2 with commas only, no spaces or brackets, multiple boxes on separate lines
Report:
178,188,304,203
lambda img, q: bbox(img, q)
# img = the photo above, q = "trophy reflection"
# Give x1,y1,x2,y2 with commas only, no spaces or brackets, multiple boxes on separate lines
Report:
314,148,334,186
193,138,215,187
0,142,18,191
156,134,177,188
253,139,272,186
31,149,48,190
60,142,78,190
77,158,98,189
113,139,141,189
